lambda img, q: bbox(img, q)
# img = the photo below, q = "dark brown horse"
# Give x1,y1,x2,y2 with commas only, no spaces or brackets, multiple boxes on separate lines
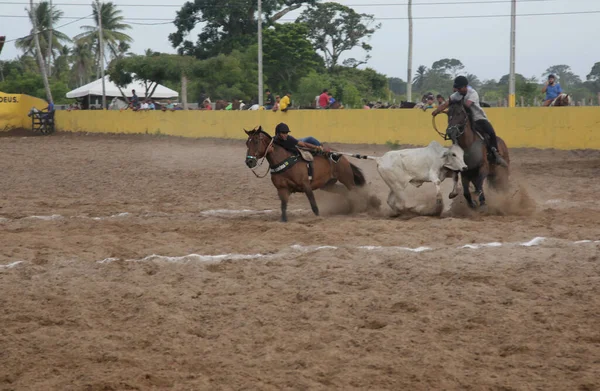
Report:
445,101,510,208
244,126,366,222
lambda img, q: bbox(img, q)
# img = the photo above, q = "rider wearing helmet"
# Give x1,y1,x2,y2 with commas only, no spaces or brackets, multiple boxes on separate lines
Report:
273,123,323,153
433,76,508,168
542,74,563,106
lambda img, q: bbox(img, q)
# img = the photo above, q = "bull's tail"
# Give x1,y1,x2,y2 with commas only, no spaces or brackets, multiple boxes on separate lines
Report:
350,163,366,187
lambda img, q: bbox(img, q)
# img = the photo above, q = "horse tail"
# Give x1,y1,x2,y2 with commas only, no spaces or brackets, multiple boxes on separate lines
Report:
350,163,366,187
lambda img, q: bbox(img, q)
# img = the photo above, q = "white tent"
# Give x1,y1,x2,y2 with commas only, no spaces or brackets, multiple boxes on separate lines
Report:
66,76,179,99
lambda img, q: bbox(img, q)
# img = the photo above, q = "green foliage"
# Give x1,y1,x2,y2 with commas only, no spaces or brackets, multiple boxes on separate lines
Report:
295,66,387,107
169,0,316,59
543,64,581,89
0,69,70,103
388,77,406,95
74,1,132,59
295,71,332,106
15,1,71,66
431,58,464,78
108,53,194,98
297,2,380,69
263,23,323,94
587,62,600,81
191,49,259,102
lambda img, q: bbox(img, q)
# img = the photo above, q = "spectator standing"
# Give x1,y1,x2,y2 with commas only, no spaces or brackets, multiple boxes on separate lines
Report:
130,89,140,110
265,89,275,110
436,94,446,106
318,89,329,109
280,92,292,112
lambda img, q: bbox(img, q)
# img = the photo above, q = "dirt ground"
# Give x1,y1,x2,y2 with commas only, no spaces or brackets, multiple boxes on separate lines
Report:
0,131,599,391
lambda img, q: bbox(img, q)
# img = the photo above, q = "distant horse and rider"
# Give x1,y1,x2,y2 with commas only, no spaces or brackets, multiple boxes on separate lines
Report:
543,74,570,107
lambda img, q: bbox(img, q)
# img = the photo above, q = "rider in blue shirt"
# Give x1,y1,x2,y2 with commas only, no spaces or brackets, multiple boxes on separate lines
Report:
542,74,562,106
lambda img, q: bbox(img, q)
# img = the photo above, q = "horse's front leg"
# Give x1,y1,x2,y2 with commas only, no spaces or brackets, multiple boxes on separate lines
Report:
449,171,460,199
277,188,290,222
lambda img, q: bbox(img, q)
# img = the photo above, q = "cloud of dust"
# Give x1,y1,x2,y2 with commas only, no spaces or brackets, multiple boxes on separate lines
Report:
318,185,382,216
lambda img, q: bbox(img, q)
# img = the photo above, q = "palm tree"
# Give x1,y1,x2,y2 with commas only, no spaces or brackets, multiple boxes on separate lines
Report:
413,65,427,90
74,1,132,77
15,1,71,71
71,41,94,86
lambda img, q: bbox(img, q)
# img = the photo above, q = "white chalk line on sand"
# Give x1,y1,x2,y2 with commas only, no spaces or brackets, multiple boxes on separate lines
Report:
0,209,309,224
0,261,24,269
0,199,597,224
95,237,600,265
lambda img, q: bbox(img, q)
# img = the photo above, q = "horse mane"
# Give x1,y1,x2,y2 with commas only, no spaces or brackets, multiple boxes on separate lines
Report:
245,126,272,139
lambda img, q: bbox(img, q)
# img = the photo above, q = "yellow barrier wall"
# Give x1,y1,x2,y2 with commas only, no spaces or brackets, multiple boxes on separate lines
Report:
0,92,48,130
55,107,600,150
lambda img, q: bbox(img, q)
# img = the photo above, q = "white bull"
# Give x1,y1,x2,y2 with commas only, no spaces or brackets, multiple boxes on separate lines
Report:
368,141,467,215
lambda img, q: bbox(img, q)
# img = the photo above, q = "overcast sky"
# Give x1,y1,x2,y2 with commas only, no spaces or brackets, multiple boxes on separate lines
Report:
1,0,599,82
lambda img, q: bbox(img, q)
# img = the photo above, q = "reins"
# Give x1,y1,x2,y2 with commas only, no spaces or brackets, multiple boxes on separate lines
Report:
249,137,274,178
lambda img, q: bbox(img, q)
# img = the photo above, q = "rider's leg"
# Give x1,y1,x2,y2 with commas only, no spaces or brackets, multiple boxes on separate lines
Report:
474,120,508,167
543,99,552,107
299,137,321,146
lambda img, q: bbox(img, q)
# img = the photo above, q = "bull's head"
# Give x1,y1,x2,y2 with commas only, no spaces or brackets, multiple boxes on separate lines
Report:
442,144,468,171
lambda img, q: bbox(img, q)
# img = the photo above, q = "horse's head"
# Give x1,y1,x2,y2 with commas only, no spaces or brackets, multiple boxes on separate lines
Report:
244,126,272,168
27,107,39,117
446,100,469,142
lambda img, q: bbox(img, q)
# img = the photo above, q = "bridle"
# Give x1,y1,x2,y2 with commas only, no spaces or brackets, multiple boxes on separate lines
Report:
246,131,274,178
432,102,468,143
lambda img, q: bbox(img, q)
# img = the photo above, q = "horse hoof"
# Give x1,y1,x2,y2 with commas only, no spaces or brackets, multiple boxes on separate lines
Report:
280,217,288,223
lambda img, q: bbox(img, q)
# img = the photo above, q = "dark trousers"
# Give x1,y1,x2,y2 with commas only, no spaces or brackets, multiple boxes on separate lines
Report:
474,119,499,150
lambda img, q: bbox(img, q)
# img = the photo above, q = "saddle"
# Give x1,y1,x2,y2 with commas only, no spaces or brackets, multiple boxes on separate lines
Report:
296,147,339,181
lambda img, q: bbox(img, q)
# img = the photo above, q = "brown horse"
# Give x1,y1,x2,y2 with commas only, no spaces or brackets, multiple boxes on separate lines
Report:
545,93,570,107
445,101,510,209
244,126,367,222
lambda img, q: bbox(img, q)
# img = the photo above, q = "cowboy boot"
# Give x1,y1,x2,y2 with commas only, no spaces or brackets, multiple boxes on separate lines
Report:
491,148,508,168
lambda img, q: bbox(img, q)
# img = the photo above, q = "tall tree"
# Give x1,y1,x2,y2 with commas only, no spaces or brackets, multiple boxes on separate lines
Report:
413,65,427,90
543,64,581,89
108,53,192,99
15,1,71,71
587,62,600,81
75,2,132,77
431,58,464,79
297,2,380,70
71,41,94,86
464,73,481,89
26,0,52,102
388,77,407,95
262,23,322,93
169,0,316,59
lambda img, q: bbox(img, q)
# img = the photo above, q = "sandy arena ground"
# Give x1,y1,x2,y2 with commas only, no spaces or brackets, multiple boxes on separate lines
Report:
0,131,599,390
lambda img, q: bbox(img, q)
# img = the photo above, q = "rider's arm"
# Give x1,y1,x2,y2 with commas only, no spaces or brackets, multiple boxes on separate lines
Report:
464,100,474,109
432,100,450,115
557,84,562,93
298,141,322,151
542,81,548,93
